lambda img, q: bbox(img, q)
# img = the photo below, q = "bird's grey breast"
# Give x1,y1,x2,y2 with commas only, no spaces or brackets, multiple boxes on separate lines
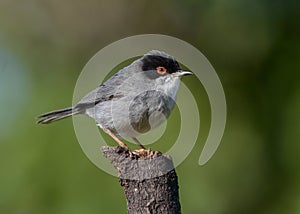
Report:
128,90,176,134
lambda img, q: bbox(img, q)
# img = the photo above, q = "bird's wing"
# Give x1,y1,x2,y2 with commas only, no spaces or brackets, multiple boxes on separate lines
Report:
77,85,122,105
74,69,128,109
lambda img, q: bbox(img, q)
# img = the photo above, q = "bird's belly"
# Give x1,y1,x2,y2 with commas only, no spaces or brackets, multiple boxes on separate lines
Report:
86,91,175,138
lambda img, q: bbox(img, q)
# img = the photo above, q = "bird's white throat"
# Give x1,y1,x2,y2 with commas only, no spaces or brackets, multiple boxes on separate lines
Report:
155,76,181,101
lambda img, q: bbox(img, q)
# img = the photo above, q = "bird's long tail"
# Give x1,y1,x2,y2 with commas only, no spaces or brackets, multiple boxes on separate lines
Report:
37,107,80,124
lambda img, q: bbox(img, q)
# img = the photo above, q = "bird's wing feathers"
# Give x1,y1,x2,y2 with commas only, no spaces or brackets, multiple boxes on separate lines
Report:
75,69,129,109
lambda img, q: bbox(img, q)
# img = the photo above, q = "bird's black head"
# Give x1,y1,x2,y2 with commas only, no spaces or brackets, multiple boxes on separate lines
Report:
140,50,182,79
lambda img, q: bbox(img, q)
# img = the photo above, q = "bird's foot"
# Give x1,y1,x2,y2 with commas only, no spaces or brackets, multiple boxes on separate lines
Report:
132,148,151,156
131,148,162,158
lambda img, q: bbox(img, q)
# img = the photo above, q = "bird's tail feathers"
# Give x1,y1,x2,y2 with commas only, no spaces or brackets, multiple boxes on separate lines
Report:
37,107,80,124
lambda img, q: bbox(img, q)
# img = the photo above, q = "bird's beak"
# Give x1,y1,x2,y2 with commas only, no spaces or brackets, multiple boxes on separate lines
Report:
173,70,193,77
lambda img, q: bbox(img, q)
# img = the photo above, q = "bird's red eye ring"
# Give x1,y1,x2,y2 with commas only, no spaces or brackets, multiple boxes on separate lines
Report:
156,66,167,75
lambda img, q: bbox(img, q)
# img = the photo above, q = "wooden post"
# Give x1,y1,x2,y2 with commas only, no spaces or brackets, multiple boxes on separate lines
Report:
101,146,181,214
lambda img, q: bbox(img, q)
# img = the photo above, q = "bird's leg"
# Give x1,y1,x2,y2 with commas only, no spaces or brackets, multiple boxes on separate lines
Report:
132,137,146,149
102,128,129,150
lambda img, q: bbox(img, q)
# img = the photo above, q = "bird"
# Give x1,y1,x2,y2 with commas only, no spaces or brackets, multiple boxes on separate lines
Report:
37,50,192,150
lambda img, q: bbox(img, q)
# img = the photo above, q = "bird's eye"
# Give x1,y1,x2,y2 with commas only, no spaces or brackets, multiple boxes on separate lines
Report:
156,66,167,75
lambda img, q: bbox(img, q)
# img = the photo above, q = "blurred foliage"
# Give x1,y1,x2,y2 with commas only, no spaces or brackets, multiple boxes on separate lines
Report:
0,0,300,213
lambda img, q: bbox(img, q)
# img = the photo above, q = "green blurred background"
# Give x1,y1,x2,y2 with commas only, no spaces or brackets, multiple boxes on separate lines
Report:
1,0,300,213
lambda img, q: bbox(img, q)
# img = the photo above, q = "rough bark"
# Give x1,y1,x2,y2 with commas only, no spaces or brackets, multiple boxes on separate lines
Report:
101,146,181,214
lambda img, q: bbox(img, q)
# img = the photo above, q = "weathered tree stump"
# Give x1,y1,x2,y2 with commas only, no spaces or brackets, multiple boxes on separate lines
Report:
101,146,181,214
